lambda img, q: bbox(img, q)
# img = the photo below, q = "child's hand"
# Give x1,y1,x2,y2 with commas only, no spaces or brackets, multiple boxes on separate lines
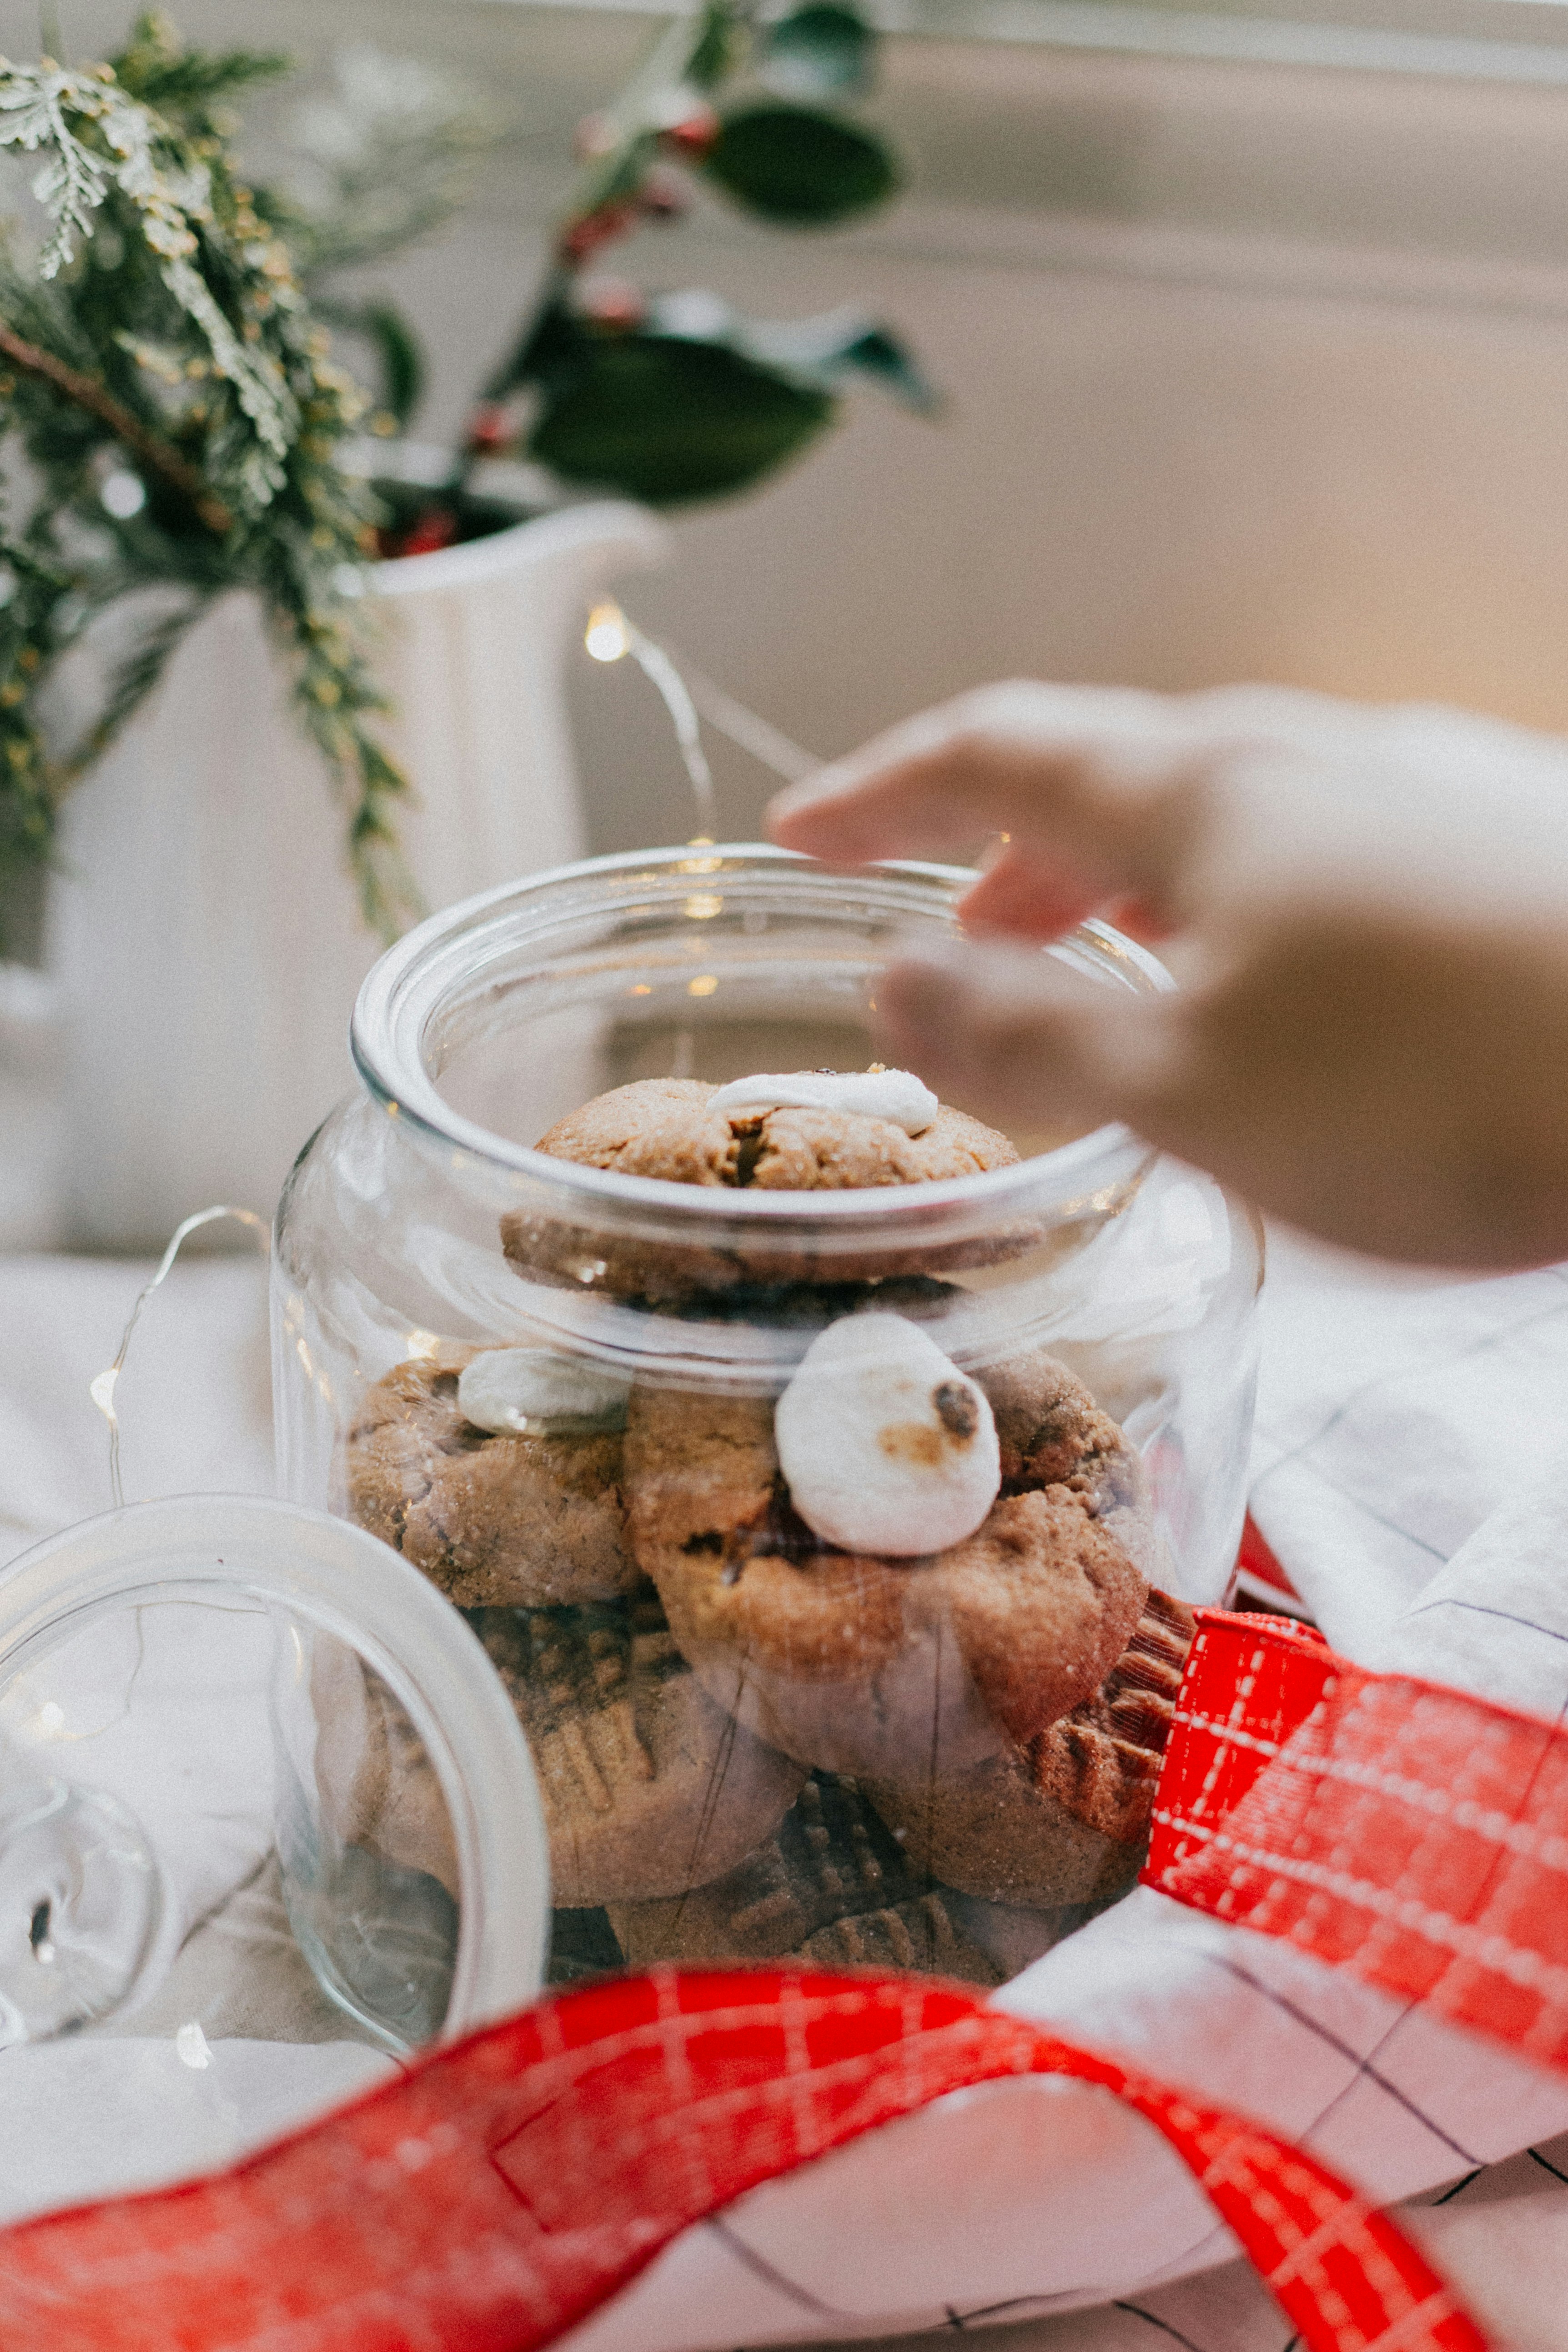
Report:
768,683,1568,1268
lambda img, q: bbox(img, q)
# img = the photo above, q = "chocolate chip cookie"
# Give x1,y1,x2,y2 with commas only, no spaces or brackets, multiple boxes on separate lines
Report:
502,1076,1031,1302
622,1347,1151,1782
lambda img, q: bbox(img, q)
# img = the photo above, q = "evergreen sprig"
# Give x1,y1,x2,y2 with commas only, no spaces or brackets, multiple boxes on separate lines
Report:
0,14,419,941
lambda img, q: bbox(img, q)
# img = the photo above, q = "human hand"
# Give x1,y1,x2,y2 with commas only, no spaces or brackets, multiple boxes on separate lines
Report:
768,682,1568,1268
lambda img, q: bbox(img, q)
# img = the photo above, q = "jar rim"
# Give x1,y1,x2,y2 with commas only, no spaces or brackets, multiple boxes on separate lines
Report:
350,843,1173,1236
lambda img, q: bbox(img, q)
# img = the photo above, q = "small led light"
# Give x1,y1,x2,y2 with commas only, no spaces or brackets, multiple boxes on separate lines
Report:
100,469,147,520
684,893,722,920
629,982,652,996
37,1701,65,1738
584,603,630,663
688,975,718,998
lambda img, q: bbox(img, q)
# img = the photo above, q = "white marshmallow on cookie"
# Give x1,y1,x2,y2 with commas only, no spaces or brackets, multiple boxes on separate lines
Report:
457,1348,631,1437
774,1313,1000,1557
707,1068,939,1136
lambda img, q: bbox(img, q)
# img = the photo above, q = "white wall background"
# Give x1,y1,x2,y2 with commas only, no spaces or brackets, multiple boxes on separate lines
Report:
29,0,1568,849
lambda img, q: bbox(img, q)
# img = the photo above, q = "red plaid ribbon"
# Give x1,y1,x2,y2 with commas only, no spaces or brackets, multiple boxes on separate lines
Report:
7,1606,1568,2352
1148,1609,1568,2071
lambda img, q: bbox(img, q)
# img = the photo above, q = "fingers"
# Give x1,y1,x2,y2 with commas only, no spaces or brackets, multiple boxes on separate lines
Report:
873,939,1185,1138
955,844,1104,941
884,918,1568,1270
768,683,1204,897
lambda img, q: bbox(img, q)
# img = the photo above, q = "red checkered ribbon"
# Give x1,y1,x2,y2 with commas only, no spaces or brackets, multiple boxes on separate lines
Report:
9,1605,1568,2352
1148,1609,1568,2071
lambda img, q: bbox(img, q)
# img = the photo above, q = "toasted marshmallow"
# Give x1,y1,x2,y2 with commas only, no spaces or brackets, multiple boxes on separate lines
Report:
707,1068,939,1136
774,1313,1000,1556
457,1348,631,1437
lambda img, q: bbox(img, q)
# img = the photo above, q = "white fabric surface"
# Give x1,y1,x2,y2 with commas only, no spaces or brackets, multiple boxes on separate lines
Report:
1249,1229,1568,1656
0,1251,273,1563
1,1236,1567,2349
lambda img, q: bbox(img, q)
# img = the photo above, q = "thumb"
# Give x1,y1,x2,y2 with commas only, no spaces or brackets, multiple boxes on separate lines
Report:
875,940,1186,1141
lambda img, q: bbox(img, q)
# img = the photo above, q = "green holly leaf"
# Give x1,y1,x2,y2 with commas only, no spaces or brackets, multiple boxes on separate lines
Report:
703,103,899,224
761,6,878,101
528,335,834,504
744,308,939,411
641,289,935,412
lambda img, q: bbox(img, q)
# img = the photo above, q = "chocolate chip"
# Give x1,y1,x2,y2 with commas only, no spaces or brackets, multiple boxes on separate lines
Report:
932,1380,979,1442
732,1127,768,1186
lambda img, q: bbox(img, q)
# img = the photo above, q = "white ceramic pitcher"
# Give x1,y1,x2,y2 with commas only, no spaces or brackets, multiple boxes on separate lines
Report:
0,497,668,1252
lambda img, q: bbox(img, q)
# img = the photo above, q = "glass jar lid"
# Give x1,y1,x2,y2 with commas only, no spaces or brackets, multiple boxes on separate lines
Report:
0,1494,547,2221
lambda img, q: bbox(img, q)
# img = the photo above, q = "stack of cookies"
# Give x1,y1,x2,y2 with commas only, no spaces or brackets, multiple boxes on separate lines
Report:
339,1070,1196,1988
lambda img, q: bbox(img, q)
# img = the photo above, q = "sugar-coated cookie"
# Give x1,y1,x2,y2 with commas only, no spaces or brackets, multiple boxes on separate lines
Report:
341,1346,638,1608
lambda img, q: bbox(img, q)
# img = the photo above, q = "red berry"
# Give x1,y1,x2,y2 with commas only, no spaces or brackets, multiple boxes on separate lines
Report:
638,166,688,221
464,402,513,456
579,279,646,329
559,201,638,263
661,107,719,161
396,507,459,558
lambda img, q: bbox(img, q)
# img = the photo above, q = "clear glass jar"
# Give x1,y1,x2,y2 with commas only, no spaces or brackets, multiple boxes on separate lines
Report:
275,846,1261,1990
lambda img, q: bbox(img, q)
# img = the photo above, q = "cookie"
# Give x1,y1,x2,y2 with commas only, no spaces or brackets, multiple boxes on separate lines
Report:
308,1638,458,1896
623,1347,1151,1781
987,1349,1155,1571
608,1771,1001,1988
340,1346,638,1608
866,1587,1196,1907
468,1592,805,1907
533,1076,1017,1189
502,1075,1032,1302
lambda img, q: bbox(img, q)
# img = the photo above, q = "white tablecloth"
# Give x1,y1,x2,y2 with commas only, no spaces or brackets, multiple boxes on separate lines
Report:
1,1233,1565,2352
